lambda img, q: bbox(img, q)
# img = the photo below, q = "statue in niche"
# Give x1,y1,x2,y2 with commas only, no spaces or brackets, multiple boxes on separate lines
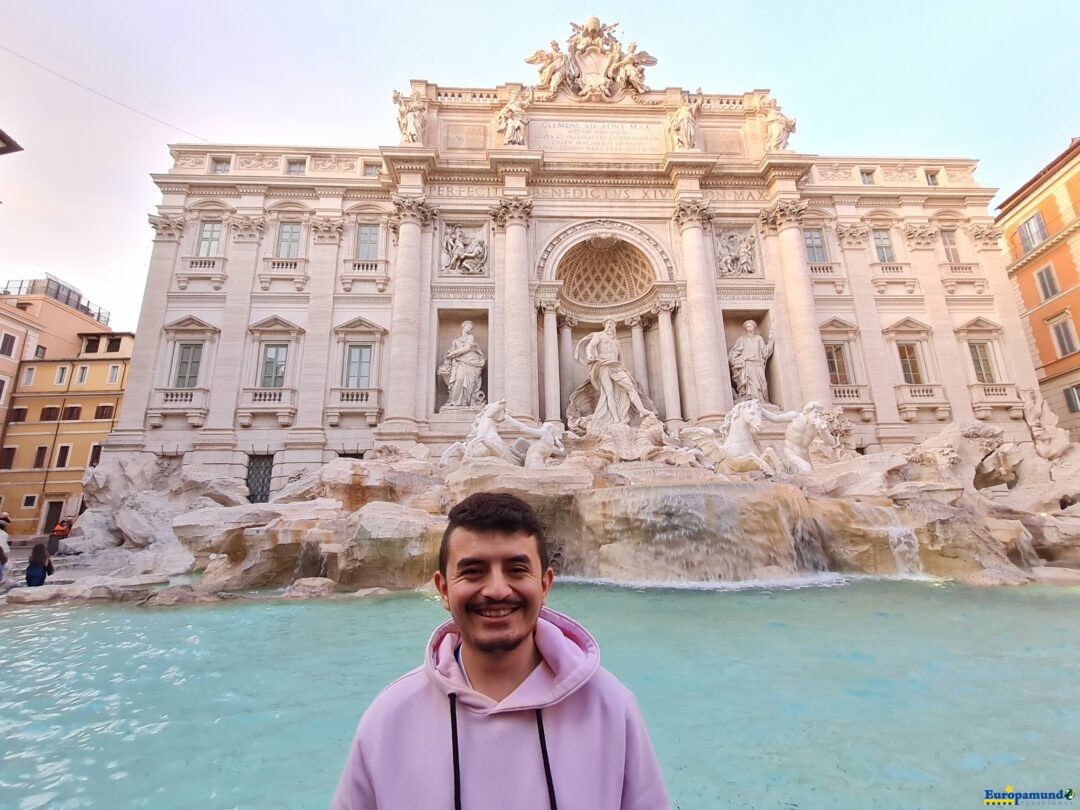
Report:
525,41,572,96
664,89,704,151
438,321,486,409
605,41,656,95
716,231,757,276
728,319,774,403
442,226,488,274
763,98,796,152
392,90,427,145
573,318,653,429
497,88,532,147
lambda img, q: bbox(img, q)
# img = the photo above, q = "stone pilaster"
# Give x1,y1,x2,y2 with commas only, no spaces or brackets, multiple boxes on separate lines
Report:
381,194,436,433
673,199,725,423
491,196,535,421
760,199,832,405
294,216,343,430
557,312,577,414
541,301,561,424
653,300,683,426
625,315,650,397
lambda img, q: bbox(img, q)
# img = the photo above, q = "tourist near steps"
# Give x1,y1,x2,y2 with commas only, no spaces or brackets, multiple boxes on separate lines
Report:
2,8,1080,810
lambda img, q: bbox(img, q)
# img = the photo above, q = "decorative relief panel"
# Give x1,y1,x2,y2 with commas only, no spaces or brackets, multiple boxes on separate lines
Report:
882,163,918,181
172,153,205,169
816,163,852,181
313,155,358,172
236,153,280,170
441,225,489,275
714,228,760,276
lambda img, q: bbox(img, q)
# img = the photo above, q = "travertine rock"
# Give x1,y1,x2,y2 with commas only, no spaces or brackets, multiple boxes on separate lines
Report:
1029,566,1080,586
328,502,447,589
271,457,444,513
282,577,338,599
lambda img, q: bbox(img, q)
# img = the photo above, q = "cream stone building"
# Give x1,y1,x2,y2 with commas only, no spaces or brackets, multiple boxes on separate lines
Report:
109,17,1037,499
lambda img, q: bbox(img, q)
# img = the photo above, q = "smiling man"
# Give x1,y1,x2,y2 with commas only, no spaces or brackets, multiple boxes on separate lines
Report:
332,492,669,810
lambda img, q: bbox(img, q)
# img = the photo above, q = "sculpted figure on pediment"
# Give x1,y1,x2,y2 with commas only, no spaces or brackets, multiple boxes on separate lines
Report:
393,90,427,145
763,98,796,152
526,41,572,97
497,88,532,147
664,89,703,151
605,41,656,95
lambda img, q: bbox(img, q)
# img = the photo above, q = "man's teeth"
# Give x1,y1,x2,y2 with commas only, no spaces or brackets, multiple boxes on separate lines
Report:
476,607,516,617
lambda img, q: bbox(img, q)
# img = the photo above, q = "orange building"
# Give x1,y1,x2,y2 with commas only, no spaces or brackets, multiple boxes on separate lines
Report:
997,138,1080,438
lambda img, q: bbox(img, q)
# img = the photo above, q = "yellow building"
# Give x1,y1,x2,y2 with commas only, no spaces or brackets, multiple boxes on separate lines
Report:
997,138,1080,438
0,332,133,536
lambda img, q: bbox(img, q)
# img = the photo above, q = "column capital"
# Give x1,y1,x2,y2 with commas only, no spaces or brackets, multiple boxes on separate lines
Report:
652,299,678,315
902,222,939,250
490,196,533,227
759,199,807,233
967,223,1003,251
391,193,437,225
539,299,559,314
673,200,712,229
834,221,869,250
230,215,266,243
148,213,185,242
624,315,643,329
311,216,345,245
557,311,578,329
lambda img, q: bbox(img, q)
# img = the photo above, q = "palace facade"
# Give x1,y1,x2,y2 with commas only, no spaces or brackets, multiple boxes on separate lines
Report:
109,18,1038,499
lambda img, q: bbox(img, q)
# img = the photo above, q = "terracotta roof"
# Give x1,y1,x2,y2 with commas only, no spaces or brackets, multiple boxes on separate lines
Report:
996,137,1080,218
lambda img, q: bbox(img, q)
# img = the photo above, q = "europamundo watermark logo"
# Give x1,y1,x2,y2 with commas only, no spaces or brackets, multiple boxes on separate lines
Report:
983,785,1075,805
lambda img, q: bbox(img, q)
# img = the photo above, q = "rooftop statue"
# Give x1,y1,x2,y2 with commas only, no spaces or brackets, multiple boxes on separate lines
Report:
525,41,572,97
605,41,656,95
497,88,532,147
762,97,796,152
392,90,427,145
664,89,703,150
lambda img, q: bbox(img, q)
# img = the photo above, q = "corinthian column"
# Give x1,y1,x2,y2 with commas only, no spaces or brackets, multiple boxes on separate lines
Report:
558,312,576,413
674,200,725,422
654,300,683,426
541,301,561,424
491,196,534,421
761,199,832,405
625,315,650,396
382,194,435,432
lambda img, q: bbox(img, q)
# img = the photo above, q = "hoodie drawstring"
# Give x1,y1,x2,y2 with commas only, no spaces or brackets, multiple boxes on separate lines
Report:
448,694,557,810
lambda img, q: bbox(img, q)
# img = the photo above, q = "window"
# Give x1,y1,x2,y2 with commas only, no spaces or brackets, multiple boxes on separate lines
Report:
925,170,939,186
345,344,373,388
34,345,46,359
286,159,306,176
40,406,60,421
246,454,275,503
107,365,120,384
356,224,380,260
260,344,288,388
363,163,379,178
968,342,996,384
0,377,5,403
76,365,88,385
277,222,302,258
61,406,81,421
106,337,122,353
197,222,223,257
55,445,71,468
803,228,828,263
940,230,961,263
0,333,15,357
94,404,115,420
860,169,875,185
1050,315,1078,358
1036,266,1061,301
1065,385,1080,413
174,343,203,388
897,343,924,385
824,343,852,385
55,366,68,385
21,367,35,386
0,447,15,470
84,336,100,353
33,446,47,469
872,229,895,262
22,494,36,509
1018,213,1049,254
9,407,27,423
211,157,231,174
88,444,103,467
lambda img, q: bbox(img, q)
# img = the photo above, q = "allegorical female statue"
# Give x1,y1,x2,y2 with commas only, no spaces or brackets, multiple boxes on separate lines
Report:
728,319,774,403
439,321,486,408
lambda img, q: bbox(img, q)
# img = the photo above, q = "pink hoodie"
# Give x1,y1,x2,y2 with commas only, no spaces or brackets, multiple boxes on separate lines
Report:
331,607,669,809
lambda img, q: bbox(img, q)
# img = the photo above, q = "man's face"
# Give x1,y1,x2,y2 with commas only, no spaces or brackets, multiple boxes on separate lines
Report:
435,528,553,656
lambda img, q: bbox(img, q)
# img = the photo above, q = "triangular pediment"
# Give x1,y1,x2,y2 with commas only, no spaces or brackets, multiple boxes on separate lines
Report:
162,315,219,334
882,316,932,334
333,315,387,335
248,315,304,335
819,316,859,333
954,316,1002,334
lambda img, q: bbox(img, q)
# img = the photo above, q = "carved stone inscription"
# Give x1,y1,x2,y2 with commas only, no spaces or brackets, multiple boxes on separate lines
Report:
428,184,768,202
531,120,663,153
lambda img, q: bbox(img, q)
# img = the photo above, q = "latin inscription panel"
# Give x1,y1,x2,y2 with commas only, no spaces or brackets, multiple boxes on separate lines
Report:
530,121,663,154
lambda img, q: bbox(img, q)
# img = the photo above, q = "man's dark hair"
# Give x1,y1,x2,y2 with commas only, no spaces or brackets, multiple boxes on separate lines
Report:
439,492,549,575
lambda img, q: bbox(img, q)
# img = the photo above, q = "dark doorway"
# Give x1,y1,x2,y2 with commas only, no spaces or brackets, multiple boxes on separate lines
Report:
42,500,64,534
246,454,274,503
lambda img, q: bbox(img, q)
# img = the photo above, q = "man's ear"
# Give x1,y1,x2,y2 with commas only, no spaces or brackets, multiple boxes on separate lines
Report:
541,567,554,603
434,571,451,611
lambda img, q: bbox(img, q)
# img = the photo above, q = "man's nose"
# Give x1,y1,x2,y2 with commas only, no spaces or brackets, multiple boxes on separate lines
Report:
481,570,513,600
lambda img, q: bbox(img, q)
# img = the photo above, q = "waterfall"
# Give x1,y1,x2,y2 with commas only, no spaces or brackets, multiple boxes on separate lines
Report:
887,527,923,575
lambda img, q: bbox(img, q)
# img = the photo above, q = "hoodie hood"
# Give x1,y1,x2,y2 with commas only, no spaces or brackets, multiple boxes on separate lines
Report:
425,607,600,715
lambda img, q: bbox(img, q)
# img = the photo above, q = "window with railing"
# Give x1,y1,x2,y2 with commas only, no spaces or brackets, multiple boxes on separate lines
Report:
803,228,828,263
824,343,852,385
276,222,302,258
260,344,288,388
940,229,961,263
967,342,996,384
356,224,380,260
174,343,202,388
345,344,373,388
872,229,895,262
197,222,223,257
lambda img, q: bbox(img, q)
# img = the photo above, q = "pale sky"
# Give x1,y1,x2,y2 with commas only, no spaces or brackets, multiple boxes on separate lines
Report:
1,0,1077,332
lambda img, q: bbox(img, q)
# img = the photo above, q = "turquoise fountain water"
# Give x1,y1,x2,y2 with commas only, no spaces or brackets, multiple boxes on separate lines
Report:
2,580,1078,809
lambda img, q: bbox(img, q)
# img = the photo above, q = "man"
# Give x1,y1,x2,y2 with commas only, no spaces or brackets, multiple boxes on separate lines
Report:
332,492,668,809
